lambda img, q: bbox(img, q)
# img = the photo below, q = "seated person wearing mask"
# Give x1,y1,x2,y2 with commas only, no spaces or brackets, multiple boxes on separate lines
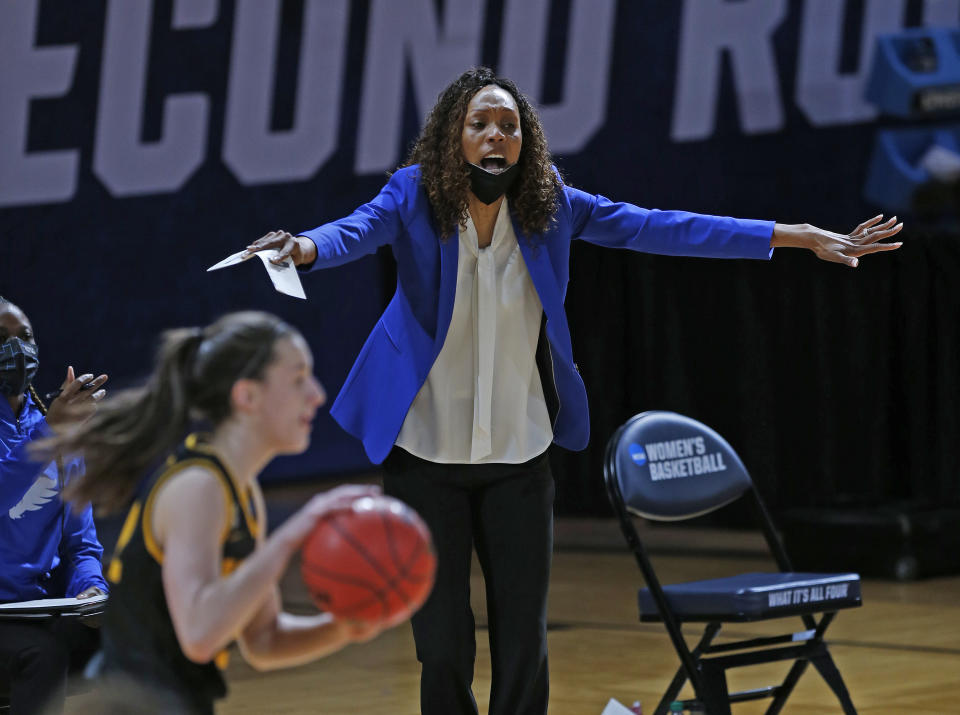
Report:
0,297,109,715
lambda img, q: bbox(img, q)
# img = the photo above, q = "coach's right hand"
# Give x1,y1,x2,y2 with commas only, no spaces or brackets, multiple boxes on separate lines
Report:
245,230,318,267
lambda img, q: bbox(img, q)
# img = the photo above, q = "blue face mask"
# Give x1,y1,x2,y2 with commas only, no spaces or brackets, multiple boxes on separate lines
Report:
0,338,39,397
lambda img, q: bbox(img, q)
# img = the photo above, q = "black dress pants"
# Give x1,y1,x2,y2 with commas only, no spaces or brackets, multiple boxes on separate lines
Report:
383,448,554,715
0,617,100,715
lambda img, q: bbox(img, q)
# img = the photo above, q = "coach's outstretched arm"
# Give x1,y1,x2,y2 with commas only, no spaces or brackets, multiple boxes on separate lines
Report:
246,215,904,271
771,214,903,267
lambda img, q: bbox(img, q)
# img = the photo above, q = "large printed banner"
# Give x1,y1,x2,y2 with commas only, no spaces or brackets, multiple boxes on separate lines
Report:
2,0,957,478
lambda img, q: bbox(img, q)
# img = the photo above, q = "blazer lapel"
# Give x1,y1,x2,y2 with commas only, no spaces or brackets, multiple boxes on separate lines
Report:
514,217,563,323
434,231,459,350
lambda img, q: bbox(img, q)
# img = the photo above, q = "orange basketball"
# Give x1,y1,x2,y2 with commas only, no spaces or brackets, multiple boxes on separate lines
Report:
300,495,436,625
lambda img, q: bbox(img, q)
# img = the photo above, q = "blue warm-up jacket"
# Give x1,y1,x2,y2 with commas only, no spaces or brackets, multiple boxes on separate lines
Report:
0,391,108,602
301,165,775,464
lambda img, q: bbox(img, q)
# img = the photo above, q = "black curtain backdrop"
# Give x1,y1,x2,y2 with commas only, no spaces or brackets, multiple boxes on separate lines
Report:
4,0,960,515
551,230,960,516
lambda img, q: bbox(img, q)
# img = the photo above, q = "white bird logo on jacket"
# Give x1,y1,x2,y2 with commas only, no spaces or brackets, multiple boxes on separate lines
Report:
9,464,58,520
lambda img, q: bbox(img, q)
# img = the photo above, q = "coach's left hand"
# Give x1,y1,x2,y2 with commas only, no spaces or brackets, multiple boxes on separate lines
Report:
771,214,903,267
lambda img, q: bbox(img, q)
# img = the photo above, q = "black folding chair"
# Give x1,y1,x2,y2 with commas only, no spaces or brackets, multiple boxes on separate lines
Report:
603,411,862,714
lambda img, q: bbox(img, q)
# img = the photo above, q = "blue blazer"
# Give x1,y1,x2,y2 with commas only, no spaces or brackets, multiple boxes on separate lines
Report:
302,165,774,464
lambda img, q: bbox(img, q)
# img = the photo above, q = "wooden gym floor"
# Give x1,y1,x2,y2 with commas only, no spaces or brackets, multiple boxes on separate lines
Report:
221,509,960,715
67,487,960,714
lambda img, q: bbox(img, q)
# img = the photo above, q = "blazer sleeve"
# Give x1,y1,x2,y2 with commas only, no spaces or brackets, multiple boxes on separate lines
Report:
299,169,412,271
61,502,108,596
565,185,775,261
60,459,108,597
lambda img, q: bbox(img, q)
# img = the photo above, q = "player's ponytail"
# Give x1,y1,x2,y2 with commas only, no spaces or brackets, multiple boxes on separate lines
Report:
46,311,296,512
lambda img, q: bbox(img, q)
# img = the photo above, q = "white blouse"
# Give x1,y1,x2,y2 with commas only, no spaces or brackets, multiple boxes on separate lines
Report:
395,199,554,464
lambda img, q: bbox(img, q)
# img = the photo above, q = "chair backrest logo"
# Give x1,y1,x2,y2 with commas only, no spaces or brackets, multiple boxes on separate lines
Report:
639,435,729,482
628,443,647,466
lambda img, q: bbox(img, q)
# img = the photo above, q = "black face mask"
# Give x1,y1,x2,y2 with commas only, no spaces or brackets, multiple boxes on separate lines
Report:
468,162,520,205
0,338,39,397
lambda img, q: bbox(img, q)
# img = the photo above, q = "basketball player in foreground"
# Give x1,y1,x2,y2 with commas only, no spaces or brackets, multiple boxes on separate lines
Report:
39,311,392,714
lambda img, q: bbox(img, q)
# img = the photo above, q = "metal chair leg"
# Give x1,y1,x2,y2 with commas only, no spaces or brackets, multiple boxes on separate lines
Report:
655,622,721,714
655,664,689,715
809,646,857,714
765,659,808,714
698,662,732,715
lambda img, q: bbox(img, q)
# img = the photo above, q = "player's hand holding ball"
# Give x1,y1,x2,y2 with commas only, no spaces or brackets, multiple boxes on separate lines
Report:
337,618,385,644
278,485,383,549
300,494,437,630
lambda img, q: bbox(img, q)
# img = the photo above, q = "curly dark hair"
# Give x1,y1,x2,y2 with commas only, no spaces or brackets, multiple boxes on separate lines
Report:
401,67,562,239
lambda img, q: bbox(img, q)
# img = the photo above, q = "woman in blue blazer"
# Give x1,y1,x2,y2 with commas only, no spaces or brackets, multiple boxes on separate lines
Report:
247,67,902,715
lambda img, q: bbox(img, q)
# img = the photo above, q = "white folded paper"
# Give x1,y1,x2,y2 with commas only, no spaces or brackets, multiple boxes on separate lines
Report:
207,249,306,300
600,699,640,715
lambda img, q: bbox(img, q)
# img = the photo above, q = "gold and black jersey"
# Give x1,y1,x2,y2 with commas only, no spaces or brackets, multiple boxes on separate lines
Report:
100,433,261,714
